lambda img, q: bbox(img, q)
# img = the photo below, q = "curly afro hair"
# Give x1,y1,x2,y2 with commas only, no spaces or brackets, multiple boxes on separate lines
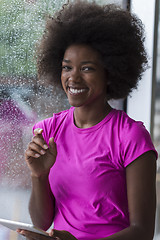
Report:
37,0,148,100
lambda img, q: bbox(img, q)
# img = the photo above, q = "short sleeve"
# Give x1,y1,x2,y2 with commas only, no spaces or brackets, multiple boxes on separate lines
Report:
32,115,55,145
120,120,158,167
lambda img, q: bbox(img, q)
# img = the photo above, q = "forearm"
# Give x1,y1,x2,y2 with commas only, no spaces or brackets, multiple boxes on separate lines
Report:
29,174,55,231
97,225,155,240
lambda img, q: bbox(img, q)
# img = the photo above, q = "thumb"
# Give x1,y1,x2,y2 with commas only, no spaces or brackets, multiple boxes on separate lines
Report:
49,229,61,239
34,128,43,135
49,137,57,156
52,229,65,239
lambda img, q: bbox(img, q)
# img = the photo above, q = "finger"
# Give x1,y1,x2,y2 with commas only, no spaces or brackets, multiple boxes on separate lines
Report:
52,230,77,240
52,229,67,239
49,229,54,236
28,142,47,156
17,229,52,240
32,135,49,151
49,230,61,240
25,148,41,159
49,138,57,156
34,128,43,135
17,229,33,240
33,128,48,149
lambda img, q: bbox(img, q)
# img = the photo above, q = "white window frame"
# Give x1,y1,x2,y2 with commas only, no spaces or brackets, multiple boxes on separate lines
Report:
127,0,158,136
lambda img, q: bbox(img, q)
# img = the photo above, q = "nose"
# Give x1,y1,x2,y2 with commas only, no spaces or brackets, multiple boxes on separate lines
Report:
69,68,82,83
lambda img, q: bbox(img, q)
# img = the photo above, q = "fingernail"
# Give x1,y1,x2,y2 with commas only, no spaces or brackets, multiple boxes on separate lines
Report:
37,128,43,133
49,229,54,237
35,153,40,158
43,144,48,149
40,150,45,155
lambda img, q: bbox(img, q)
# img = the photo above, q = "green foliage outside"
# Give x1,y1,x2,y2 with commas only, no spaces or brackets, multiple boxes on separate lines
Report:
0,0,66,78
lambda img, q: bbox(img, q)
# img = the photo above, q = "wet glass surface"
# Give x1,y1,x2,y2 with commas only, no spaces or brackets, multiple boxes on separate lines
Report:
0,1,69,239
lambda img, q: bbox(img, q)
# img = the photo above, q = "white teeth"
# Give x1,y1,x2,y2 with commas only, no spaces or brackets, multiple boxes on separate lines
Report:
69,87,86,94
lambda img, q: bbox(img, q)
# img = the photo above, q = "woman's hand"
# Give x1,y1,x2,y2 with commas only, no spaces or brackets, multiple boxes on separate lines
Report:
25,128,57,177
17,229,56,240
50,229,78,240
17,229,78,240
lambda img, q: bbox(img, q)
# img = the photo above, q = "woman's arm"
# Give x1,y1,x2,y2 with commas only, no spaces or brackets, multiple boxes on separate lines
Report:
97,150,157,240
29,174,55,231
25,128,57,230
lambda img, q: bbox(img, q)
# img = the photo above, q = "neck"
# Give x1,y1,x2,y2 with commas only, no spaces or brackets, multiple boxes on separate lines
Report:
74,102,112,128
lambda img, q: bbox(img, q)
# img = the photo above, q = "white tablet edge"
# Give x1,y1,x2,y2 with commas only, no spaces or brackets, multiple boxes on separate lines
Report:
0,218,48,236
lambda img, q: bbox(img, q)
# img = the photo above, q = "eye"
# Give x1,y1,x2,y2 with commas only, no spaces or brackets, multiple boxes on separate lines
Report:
81,66,95,72
62,65,72,71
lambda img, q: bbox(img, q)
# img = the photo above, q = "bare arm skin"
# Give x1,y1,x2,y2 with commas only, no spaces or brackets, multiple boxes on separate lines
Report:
29,174,55,231
25,128,57,231
97,150,157,240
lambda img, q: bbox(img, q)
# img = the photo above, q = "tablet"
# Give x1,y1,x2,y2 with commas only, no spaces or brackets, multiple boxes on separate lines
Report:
0,218,48,236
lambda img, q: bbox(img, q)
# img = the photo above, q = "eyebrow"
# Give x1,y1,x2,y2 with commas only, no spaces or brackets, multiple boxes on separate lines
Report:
62,59,97,65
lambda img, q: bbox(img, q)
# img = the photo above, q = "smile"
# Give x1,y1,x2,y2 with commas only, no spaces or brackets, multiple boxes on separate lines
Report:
68,87,87,95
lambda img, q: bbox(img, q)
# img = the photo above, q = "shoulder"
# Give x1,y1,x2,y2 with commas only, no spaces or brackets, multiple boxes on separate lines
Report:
118,110,152,143
111,109,157,167
111,109,147,135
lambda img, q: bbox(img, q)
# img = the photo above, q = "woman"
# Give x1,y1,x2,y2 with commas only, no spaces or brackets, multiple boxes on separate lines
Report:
18,1,158,239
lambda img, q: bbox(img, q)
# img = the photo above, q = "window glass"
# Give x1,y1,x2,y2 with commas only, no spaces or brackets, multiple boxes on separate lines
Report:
0,0,124,239
0,1,68,239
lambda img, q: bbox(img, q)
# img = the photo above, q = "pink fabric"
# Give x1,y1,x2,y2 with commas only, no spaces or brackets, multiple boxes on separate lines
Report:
33,107,157,240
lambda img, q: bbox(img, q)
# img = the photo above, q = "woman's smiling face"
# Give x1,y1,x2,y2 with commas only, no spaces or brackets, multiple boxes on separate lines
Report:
61,44,108,108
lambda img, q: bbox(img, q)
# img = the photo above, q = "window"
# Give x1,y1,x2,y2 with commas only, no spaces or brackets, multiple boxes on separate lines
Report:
0,1,69,239
126,0,159,239
153,0,160,239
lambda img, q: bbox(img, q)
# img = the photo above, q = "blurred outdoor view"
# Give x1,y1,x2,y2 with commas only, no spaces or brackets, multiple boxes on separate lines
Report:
0,0,69,239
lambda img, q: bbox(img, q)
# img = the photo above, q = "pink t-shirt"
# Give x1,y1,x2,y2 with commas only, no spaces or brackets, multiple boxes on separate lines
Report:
33,107,157,240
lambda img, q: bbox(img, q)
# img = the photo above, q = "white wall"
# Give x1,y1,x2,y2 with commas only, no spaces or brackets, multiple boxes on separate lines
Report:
127,0,156,132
